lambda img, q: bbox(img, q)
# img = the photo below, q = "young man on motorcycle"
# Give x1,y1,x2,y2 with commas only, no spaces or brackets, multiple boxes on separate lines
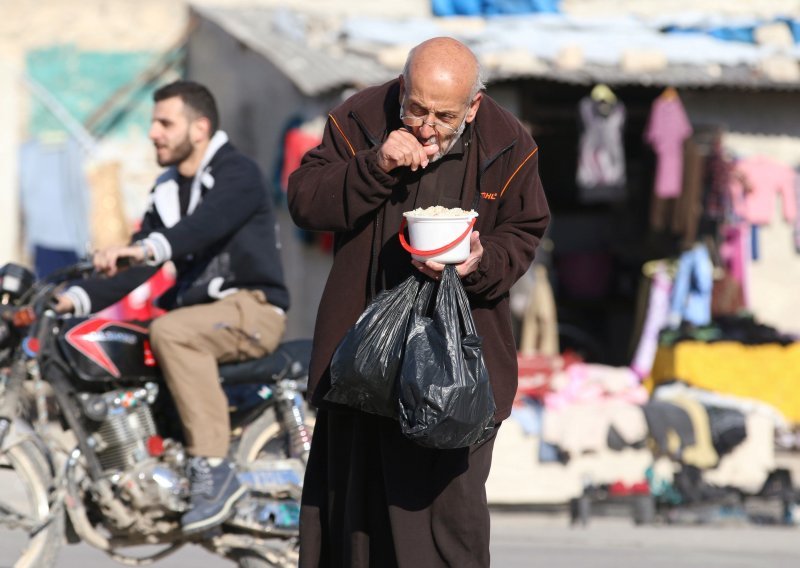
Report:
55,80,290,534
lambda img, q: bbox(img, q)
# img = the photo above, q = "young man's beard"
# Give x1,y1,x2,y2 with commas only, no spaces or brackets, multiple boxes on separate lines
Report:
157,136,194,167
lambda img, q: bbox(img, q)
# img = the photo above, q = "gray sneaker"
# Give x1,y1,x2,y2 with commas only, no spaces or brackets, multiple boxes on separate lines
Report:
181,457,247,534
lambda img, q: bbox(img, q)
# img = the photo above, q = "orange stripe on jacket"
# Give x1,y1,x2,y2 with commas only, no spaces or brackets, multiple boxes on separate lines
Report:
328,114,356,157
499,147,539,197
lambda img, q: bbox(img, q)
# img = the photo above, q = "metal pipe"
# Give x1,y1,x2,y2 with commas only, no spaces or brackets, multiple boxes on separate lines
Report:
63,448,111,551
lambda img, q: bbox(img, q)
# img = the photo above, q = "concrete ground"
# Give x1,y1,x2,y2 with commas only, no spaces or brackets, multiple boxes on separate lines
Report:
0,509,796,567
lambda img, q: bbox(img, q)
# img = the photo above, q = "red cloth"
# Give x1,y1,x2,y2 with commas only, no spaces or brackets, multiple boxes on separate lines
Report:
516,351,582,401
280,128,322,192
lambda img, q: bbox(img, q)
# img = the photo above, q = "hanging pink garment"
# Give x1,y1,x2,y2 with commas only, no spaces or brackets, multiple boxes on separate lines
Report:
728,156,796,225
719,224,749,307
644,95,693,198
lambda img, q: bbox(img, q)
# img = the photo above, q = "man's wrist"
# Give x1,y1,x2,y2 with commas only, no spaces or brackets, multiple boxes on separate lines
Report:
134,240,151,262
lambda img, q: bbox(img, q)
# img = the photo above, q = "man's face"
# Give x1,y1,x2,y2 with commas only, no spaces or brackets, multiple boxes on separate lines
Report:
399,72,481,162
149,97,195,167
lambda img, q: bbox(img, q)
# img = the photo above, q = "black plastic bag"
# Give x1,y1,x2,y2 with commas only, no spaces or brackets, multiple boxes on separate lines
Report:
398,265,496,449
325,273,431,418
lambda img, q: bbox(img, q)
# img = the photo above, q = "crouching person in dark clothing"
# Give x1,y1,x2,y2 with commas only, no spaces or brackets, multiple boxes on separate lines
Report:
288,37,550,567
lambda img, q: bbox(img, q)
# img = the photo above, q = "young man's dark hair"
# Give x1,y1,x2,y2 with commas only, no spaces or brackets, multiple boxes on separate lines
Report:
154,80,219,134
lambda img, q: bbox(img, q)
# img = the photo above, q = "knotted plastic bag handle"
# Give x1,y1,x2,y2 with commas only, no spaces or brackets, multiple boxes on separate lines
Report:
398,217,476,257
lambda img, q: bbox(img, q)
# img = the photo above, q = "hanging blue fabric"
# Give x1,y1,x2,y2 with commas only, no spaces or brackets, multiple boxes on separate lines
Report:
708,26,755,44
751,224,759,261
483,0,561,14
431,0,481,16
431,0,560,15
668,243,714,328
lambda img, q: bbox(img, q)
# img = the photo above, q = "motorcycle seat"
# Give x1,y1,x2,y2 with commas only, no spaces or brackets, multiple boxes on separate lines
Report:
218,339,312,386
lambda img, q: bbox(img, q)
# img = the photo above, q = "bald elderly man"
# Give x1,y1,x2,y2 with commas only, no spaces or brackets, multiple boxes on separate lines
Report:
289,37,550,567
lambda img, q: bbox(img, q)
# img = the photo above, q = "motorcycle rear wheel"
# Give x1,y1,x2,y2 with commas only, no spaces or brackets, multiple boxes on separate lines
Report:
233,406,313,568
0,440,63,568
235,404,315,464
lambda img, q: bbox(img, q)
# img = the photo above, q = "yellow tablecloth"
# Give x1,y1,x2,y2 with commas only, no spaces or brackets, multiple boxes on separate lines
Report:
648,341,800,423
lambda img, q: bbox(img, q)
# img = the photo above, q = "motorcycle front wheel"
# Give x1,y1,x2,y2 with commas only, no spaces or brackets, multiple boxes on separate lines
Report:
0,440,63,568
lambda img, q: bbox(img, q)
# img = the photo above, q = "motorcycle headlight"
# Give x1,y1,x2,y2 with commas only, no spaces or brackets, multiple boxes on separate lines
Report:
0,264,35,304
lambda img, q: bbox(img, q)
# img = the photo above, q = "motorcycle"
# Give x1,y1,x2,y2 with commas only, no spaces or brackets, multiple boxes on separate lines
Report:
0,260,314,567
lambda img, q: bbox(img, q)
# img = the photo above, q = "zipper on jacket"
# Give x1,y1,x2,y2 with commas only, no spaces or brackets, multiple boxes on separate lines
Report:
479,140,517,179
349,111,381,148
348,110,386,301
368,213,381,301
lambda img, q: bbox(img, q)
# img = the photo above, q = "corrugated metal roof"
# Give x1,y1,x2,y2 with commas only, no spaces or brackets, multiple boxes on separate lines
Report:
488,63,800,91
192,5,393,96
192,5,800,93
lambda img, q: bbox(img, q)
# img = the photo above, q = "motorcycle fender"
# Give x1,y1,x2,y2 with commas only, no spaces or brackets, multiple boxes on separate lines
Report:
0,418,55,477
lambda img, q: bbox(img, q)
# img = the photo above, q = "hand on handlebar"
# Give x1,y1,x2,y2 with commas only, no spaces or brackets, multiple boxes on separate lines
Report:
93,244,146,277
53,294,75,314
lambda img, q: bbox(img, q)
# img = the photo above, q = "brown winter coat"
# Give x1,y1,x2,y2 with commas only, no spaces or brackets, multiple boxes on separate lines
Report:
288,79,550,423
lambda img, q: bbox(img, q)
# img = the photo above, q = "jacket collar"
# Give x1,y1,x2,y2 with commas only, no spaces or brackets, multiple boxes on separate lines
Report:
187,130,229,214
471,96,519,175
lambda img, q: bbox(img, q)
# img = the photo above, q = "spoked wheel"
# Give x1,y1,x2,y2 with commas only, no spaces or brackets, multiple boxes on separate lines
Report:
0,440,62,568
232,406,314,568
236,405,315,464
235,548,299,568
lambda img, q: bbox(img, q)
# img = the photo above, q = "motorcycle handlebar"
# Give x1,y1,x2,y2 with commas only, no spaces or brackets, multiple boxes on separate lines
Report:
11,256,139,324
42,260,97,284
43,255,138,285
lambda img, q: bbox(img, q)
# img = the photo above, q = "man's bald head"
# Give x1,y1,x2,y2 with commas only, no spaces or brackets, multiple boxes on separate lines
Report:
402,37,485,104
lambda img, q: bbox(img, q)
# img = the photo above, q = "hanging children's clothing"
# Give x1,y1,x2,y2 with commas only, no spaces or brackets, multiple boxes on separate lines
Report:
631,263,672,379
668,242,714,328
728,155,796,225
576,94,627,202
645,90,693,199
718,224,750,307
649,137,705,246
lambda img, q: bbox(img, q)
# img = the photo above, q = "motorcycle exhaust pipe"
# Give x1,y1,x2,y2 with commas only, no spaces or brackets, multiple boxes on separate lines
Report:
63,448,111,551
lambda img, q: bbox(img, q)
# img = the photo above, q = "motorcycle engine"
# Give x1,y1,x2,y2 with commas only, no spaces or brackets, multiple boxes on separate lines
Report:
77,384,305,535
79,383,190,520
79,383,161,472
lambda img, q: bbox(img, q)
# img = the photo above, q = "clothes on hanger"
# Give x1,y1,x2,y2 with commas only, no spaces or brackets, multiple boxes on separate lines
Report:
631,261,673,379
668,242,714,328
645,89,693,199
576,85,627,202
649,136,705,246
701,134,733,222
728,155,796,225
590,83,617,105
